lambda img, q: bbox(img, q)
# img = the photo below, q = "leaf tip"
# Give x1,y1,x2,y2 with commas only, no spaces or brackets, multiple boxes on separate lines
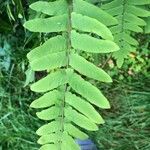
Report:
30,101,35,108
36,129,41,136
106,76,113,83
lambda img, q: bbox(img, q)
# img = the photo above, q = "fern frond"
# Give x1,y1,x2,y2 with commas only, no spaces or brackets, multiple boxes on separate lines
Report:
24,0,119,149
101,0,150,67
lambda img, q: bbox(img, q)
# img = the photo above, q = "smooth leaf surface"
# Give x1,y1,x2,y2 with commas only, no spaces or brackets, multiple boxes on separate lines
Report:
67,69,110,109
64,123,88,140
65,92,104,124
65,107,98,131
30,90,61,108
74,0,118,26
39,144,58,150
72,12,113,40
70,53,112,82
27,35,67,61
71,30,119,53
31,70,67,92
36,121,60,136
30,51,67,71
24,14,68,33
30,0,68,16
36,106,60,120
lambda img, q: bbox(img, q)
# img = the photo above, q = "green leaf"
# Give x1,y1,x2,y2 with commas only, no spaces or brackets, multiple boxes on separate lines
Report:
123,33,138,46
124,23,143,32
71,30,119,53
74,0,118,26
65,92,104,124
70,53,112,82
71,12,113,40
126,6,150,17
27,35,67,61
65,107,98,131
31,70,67,92
24,14,68,33
30,90,61,108
30,0,68,16
127,0,150,5
64,123,88,140
38,134,58,145
24,0,119,148
67,69,110,109
106,6,123,16
39,144,58,150
124,13,146,26
30,51,67,71
24,66,35,87
61,133,80,150
36,106,60,120
36,121,60,136
101,0,120,10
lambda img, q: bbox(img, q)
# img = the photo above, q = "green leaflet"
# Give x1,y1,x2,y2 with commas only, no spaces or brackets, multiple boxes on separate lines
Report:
24,14,68,33
30,0,68,16
64,123,88,140
30,90,61,108
39,144,58,150
123,33,138,46
106,6,123,16
71,30,119,53
61,133,80,150
126,6,150,17
74,0,118,26
31,70,67,92
124,23,143,33
101,0,123,10
24,0,119,149
27,35,67,61
30,51,67,71
69,53,112,82
114,33,138,46
65,107,98,131
124,13,146,26
38,134,59,145
127,0,150,5
71,12,113,40
36,106,60,120
67,69,110,109
36,121,60,136
65,92,104,124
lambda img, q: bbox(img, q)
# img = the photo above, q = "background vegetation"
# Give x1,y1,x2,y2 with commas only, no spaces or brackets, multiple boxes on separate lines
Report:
0,0,149,150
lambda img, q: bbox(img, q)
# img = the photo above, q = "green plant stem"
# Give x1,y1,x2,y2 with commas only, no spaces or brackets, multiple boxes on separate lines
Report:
59,0,73,148
120,0,126,46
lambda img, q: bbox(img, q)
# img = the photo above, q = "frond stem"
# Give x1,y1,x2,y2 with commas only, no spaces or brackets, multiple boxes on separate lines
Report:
59,0,73,148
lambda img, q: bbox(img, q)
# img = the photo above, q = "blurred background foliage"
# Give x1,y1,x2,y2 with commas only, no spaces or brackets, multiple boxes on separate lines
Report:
0,0,150,150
